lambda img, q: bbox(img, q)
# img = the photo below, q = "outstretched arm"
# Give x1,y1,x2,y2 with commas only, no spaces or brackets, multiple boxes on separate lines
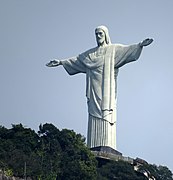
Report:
46,56,86,75
114,43,143,68
114,38,153,68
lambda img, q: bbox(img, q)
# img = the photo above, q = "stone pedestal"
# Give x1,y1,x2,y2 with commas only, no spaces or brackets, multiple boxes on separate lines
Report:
90,146,122,156
91,146,134,165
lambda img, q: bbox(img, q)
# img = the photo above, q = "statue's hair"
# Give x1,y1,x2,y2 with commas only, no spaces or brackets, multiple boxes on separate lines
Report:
95,25,111,45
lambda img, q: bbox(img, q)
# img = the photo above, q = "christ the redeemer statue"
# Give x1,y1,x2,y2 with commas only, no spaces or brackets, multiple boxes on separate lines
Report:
46,25,153,150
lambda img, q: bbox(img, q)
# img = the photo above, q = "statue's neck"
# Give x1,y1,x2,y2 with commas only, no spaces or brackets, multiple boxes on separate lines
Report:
98,41,107,47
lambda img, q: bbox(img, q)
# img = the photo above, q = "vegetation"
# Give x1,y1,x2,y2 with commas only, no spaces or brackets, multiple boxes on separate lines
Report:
138,163,173,180
0,123,172,180
0,123,97,180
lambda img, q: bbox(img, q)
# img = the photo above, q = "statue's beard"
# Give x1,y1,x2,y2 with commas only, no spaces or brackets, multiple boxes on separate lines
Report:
97,40,105,46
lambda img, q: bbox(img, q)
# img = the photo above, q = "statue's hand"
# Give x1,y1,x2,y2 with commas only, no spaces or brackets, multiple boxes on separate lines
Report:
140,38,153,47
46,59,61,67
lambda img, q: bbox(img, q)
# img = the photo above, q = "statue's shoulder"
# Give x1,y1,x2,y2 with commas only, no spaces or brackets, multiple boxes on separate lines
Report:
82,47,97,56
112,44,127,52
113,43,124,48
78,47,97,60
105,44,122,52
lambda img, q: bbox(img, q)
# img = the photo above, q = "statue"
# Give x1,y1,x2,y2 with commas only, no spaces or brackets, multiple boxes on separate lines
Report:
46,25,153,150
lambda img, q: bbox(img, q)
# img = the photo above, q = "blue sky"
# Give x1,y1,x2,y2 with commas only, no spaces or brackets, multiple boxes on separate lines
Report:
0,0,173,171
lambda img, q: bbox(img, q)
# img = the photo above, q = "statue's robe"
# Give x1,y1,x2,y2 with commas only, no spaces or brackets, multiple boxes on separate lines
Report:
61,44,142,149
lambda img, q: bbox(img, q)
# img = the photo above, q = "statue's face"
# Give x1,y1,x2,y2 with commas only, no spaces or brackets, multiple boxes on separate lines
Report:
95,29,106,46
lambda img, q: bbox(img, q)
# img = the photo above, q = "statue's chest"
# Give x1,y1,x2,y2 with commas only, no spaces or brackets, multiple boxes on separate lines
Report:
90,47,106,58
82,46,114,70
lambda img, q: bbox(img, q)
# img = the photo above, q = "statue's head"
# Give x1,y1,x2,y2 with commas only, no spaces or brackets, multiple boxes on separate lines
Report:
95,25,111,46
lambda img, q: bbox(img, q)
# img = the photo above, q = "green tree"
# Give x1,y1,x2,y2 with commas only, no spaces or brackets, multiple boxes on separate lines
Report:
0,124,40,178
37,124,97,179
7,124,39,154
97,160,147,180
37,123,62,179
58,129,97,180
157,165,173,180
139,164,173,180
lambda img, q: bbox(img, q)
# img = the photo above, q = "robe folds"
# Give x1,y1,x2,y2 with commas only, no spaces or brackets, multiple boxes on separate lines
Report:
61,44,142,149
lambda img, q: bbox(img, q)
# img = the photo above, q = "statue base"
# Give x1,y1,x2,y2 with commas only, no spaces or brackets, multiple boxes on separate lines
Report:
90,146,122,156
90,146,133,165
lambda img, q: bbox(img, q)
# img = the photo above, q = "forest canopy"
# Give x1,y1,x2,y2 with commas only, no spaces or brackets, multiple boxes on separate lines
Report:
0,123,172,180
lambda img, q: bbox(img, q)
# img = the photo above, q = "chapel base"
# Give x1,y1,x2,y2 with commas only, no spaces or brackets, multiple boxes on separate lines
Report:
90,146,122,156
